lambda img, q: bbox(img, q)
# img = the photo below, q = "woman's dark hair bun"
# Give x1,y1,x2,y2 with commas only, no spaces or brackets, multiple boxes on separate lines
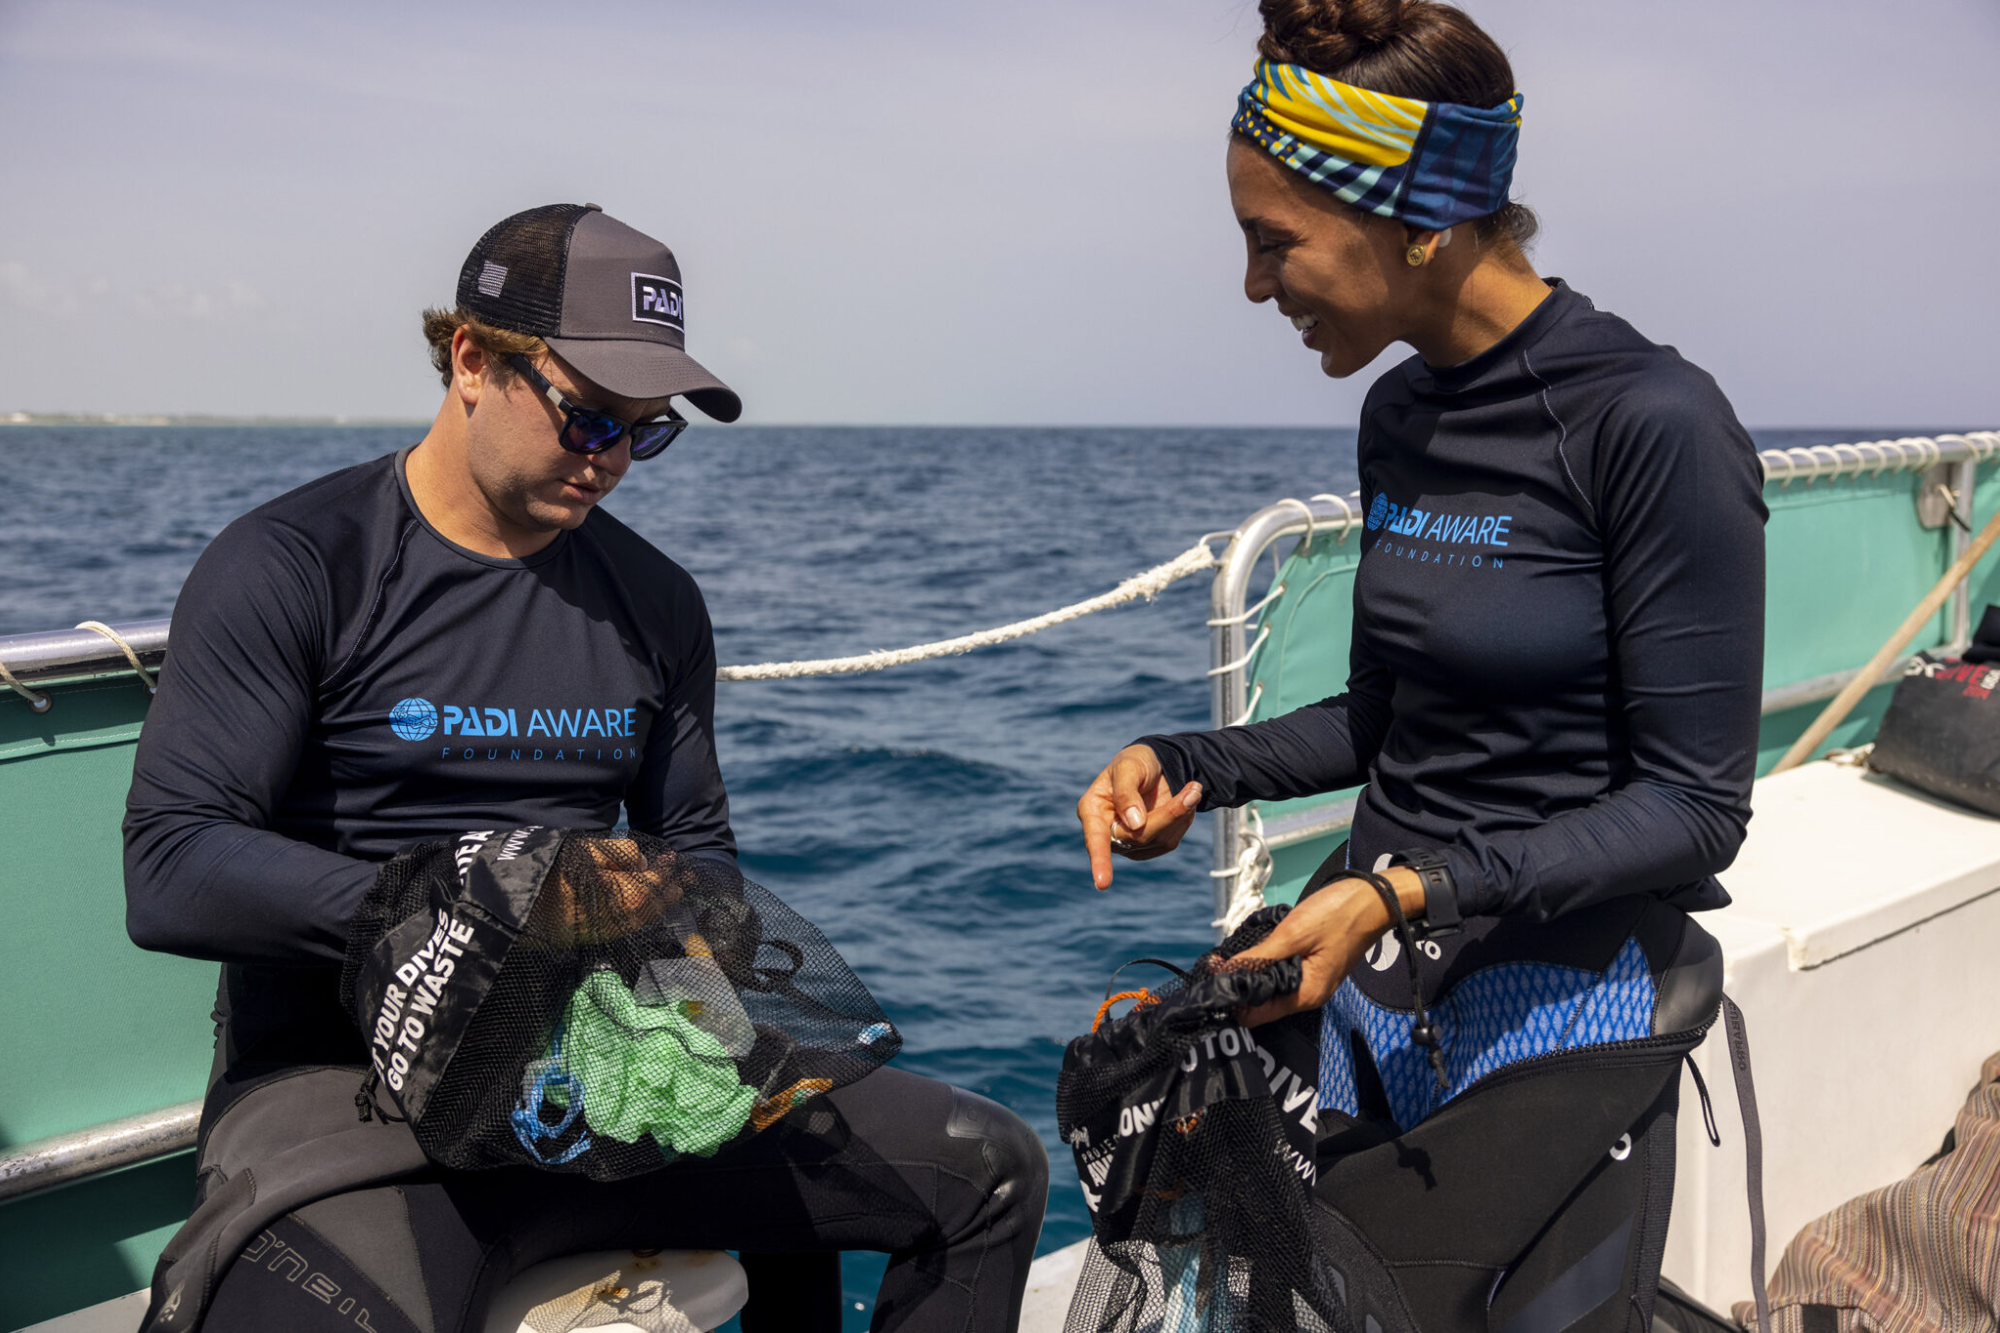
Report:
1255,0,1507,108
1257,0,1406,71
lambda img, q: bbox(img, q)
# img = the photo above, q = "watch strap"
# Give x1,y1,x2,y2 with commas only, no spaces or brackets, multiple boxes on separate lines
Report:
1395,849,1462,937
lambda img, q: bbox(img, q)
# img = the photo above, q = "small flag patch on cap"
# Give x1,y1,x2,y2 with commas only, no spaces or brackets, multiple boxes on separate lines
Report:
476,262,507,297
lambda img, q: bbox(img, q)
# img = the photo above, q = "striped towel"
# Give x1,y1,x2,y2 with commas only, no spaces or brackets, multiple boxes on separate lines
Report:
1736,1051,2000,1331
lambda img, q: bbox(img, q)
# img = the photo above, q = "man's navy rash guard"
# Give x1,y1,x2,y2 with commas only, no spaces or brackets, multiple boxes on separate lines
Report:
1142,282,1767,923
125,450,733,1034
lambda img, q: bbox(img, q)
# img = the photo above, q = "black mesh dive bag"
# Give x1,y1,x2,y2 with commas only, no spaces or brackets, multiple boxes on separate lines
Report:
1056,907,1348,1333
338,827,901,1180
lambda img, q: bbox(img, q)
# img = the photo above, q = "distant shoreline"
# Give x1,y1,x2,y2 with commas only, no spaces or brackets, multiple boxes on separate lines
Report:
3,412,428,427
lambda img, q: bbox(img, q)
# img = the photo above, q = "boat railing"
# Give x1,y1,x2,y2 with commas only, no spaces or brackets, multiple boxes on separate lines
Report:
0,1102,201,1203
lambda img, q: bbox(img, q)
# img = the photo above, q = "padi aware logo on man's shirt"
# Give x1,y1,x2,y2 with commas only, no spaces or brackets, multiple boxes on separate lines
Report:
387,698,641,761
1364,490,1514,570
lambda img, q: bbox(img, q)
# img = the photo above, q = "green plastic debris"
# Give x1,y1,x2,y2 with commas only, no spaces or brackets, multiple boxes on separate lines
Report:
563,969,756,1155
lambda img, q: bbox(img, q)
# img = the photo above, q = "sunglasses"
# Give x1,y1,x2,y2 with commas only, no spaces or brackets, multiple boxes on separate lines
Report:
507,355,688,460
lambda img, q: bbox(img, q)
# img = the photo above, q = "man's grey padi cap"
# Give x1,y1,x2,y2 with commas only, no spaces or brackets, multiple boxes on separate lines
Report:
455,203,742,422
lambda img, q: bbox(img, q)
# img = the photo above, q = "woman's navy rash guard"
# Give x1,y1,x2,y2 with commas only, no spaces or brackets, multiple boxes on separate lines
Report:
1142,281,1768,923
125,449,733,987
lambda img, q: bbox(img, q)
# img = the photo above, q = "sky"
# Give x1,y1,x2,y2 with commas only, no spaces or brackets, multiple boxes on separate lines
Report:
1,0,1995,427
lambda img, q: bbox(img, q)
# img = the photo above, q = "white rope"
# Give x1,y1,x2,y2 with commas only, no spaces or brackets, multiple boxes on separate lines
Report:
716,540,1220,682
0,658,50,713
1207,582,1286,627
1269,498,1318,554
75,620,158,696
1210,807,1273,935
1205,622,1271,678
1309,492,1360,543
1756,432,2000,487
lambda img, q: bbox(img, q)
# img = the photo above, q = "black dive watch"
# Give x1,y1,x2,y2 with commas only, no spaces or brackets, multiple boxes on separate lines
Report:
1393,849,1463,938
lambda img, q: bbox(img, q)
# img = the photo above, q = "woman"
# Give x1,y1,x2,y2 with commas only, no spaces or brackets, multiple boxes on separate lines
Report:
1077,1,1766,1326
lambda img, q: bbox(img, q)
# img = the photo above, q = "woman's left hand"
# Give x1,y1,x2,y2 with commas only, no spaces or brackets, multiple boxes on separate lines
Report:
1226,867,1425,1027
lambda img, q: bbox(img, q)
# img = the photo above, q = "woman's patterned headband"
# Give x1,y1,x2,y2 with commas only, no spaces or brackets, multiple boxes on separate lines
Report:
1232,59,1523,233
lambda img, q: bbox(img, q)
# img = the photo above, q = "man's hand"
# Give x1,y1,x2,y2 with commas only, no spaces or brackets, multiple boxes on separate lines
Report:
1224,867,1426,1026
1077,744,1202,890
533,838,691,946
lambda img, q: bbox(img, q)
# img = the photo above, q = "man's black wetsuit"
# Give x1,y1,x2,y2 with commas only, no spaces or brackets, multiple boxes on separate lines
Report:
125,451,1047,1333
1143,280,1768,924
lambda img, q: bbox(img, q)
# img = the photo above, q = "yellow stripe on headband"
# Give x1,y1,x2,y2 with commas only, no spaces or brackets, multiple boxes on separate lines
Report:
1251,61,1430,170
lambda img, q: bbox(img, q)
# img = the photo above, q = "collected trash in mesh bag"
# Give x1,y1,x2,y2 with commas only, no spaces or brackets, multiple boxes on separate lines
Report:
1055,905,1347,1333
338,826,901,1180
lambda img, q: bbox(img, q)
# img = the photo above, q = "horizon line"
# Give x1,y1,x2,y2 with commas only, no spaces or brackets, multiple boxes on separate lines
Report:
5,413,1990,435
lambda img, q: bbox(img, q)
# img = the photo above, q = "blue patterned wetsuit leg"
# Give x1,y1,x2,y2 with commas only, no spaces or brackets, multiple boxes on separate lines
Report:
1318,935,1658,1130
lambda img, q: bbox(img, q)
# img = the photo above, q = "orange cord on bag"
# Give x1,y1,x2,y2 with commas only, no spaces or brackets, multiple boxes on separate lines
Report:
1092,989,1160,1033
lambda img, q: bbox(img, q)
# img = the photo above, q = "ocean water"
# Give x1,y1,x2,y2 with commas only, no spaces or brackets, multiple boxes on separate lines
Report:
0,422,1893,1324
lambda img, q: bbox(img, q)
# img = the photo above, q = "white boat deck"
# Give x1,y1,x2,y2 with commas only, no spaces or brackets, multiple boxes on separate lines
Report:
1666,759,2000,1309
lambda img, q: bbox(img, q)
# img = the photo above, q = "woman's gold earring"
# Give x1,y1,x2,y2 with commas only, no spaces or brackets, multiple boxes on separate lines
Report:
1405,244,1427,267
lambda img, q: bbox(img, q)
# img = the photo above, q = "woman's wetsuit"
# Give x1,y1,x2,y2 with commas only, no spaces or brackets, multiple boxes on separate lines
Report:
1136,280,1768,1330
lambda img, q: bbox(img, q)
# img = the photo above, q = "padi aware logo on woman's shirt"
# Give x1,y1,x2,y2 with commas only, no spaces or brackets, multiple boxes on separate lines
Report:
1365,490,1515,569
1366,494,1512,545
389,697,440,740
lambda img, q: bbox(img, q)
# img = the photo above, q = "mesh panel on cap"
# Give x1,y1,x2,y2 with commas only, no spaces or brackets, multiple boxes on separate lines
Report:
455,204,593,336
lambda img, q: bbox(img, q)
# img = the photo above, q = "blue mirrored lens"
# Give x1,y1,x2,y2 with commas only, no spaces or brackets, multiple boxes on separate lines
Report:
628,420,685,459
560,410,627,453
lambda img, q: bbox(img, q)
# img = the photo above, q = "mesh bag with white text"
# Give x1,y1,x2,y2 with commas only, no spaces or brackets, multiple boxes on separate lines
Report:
1055,908,1356,1333
338,826,900,1180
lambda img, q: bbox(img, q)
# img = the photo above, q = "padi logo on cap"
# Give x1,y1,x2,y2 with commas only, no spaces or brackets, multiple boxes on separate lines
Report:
631,273,684,331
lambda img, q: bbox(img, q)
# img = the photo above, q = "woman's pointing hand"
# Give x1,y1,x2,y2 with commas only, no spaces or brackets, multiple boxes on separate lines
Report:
1078,744,1202,890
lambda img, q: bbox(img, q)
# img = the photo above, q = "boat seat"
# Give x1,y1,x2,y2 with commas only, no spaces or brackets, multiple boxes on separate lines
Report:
483,1248,749,1332
19,1249,748,1333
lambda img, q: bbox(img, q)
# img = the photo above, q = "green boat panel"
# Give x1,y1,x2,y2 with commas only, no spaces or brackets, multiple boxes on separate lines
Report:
0,683,211,1328
1239,535,1365,846
0,1155,191,1329
0,679,151,764
0,687,215,1145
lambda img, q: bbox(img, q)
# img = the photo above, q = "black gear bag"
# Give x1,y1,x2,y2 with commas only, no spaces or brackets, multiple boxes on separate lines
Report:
1867,606,2000,816
338,826,900,1180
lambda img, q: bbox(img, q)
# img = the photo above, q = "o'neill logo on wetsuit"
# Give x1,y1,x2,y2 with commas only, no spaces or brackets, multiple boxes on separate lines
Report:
387,698,642,763
1365,490,1513,570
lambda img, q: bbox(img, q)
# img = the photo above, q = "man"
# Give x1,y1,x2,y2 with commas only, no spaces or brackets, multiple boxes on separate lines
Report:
125,203,1047,1333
